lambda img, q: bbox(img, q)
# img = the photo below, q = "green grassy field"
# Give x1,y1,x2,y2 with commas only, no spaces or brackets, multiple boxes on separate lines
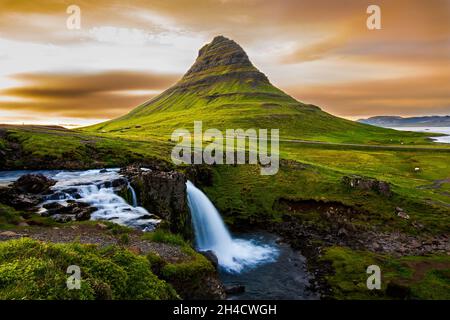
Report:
1,36,449,299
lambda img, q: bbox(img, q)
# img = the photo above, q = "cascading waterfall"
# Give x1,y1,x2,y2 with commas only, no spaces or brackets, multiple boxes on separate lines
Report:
186,181,278,273
127,182,138,207
40,169,160,231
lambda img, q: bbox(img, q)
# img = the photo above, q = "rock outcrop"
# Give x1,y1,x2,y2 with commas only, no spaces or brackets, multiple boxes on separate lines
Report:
342,175,391,197
121,165,193,240
42,200,95,222
13,174,56,194
0,174,56,210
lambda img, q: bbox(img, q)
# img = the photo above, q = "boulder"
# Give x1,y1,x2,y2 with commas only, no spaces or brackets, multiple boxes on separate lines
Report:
13,174,56,194
43,201,95,221
185,165,214,187
0,187,40,210
123,165,193,240
199,250,219,270
342,175,391,197
224,285,246,295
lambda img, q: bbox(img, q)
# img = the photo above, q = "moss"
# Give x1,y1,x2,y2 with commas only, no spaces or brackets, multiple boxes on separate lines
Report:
118,233,130,245
0,238,178,300
321,246,450,300
159,250,216,299
0,204,22,229
141,229,186,247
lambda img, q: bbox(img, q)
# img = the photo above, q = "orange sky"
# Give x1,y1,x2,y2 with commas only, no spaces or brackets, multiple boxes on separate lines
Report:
0,0,449,127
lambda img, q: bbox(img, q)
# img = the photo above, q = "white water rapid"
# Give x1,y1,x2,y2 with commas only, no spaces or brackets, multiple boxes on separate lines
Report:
41,169,160,231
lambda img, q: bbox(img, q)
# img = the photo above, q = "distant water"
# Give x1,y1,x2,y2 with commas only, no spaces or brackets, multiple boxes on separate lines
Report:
389,126,450,144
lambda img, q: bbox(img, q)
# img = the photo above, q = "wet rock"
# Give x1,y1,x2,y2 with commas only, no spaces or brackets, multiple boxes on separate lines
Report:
13,174,56,194
123,165,192,240
137,214,161,220
99,169,108,173
111,178,127,188
185,165,214,187
342,175,391,197
0,187,40,210
199,250,219,270
225,285,246,295
44,201,95,221
43,202,65,215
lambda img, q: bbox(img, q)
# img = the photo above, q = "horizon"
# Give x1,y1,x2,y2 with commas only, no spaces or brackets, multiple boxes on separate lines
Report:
0,0,449,127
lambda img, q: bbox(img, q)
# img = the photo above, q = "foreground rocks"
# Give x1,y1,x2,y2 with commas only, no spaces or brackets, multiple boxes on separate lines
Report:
13,174,56,194
121,165,193,240
42,200,96,222
0,174,56,210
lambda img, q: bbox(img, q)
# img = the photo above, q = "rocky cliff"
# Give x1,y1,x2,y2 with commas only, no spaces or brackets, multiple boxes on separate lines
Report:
121,165,193,240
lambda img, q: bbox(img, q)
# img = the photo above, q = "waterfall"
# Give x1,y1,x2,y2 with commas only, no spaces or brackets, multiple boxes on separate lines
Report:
186,181,278,273
127,182,138,207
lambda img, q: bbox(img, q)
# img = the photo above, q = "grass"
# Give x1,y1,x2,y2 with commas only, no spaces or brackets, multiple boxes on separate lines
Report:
321,246,450,300
141,229,186,247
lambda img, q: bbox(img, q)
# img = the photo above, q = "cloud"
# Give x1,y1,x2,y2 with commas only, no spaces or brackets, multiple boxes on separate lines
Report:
0,71,180,118
0,0,448,123
287,72,450,118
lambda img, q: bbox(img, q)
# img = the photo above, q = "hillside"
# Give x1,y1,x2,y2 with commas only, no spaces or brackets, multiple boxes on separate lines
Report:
85,36,431,145
358,115,450,127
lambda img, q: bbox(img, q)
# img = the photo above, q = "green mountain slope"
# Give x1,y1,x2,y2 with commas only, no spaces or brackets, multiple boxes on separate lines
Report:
85,36,431,145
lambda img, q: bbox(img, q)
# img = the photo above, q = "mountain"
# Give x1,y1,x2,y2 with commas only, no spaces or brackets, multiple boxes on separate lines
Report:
358,116,450,127
85,36,429,144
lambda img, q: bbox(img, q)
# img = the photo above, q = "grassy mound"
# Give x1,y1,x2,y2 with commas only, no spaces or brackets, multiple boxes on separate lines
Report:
0,238,178,300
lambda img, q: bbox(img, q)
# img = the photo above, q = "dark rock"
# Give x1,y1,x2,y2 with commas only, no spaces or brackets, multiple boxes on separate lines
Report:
124,165,192,240
52,214,75,223
43,202,65,213
111,178,127,188
43,201,95,221
342,175,391,197
99,169,108,173
199,250,219,270
185,165,214,187
386,281,411,299
225,285,246,295
75,207,95,221
337,227,348,237
0,187,40,210
12,174,56,194
136,214,161,220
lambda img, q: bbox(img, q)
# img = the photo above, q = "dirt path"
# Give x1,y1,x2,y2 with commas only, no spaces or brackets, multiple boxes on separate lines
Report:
0,224,191,263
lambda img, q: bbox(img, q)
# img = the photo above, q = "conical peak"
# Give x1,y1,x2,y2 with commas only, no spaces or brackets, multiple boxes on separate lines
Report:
182,36,256,80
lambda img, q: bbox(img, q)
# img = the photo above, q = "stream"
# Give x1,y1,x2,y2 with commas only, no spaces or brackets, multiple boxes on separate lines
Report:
0,169,318,300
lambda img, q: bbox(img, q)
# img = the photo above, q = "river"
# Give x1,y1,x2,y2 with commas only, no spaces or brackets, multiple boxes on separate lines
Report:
0,169,318,300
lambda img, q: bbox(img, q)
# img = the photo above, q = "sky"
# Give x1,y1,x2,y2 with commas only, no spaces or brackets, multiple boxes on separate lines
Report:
0,0,449,127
